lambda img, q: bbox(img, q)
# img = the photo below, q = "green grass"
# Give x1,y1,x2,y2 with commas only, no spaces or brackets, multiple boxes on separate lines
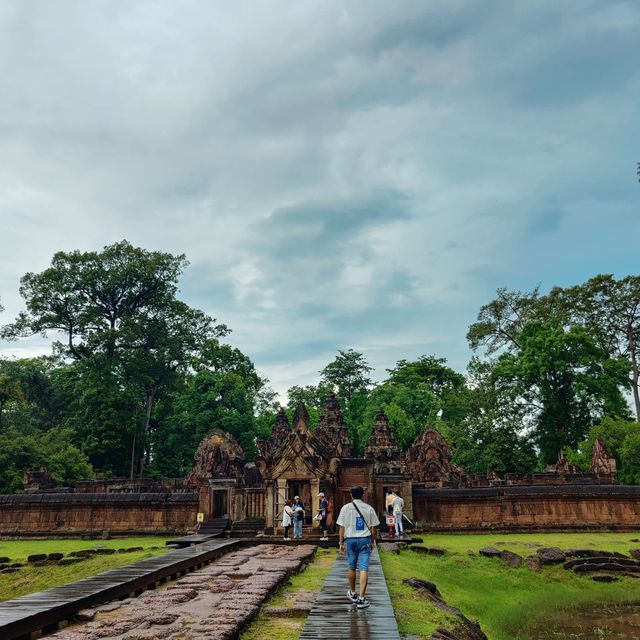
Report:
0,537,170,601
380,532,640,640
241,548,335,640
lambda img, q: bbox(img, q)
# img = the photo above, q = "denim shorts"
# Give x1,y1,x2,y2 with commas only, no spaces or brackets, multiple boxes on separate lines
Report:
345,536,372,571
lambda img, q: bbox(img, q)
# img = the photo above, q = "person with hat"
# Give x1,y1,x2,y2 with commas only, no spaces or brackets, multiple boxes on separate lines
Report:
317,492,329,541
293,495,305,539
336,486,379,609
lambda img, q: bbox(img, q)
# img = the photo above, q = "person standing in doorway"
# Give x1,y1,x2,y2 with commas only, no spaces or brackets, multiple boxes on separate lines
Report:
317,492,329,541
337,486,380,609
392,492,405,537
293,495,305,539
385,489,395,516
282,499,294,541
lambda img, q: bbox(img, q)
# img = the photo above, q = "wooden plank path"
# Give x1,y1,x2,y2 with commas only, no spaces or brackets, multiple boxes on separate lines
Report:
300,548,401,640
0,538,239,640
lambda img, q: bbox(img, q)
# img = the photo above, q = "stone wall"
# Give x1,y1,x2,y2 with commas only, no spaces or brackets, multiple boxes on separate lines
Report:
413,484,640,531
0,492,199,535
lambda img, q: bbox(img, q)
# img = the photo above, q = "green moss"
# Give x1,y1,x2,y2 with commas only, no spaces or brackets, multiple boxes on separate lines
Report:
0,537,170,601
380,531,640,640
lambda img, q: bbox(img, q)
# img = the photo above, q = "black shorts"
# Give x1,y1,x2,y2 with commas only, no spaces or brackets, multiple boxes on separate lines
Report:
320,517,328,530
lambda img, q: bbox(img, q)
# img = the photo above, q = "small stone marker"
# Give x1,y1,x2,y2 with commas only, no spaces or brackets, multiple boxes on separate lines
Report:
479,546,501,558
0,557,10,563
592,574,619,582
48,553,64,562
630,549,640,560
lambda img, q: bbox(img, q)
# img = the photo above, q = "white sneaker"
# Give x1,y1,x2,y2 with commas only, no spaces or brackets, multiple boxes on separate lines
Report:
320,536,328,541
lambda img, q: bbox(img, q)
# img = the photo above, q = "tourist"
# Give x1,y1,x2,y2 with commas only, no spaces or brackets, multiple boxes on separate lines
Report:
337,486,380,609
317,492,329,541
282,499,294,540
392,492,405,537
385,489,395,516
293,495,305,539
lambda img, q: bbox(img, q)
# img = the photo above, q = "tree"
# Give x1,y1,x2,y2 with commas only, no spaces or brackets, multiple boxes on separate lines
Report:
554,275,640,420
3,241,230,477
493,321,630,464
447,358,537,474
467,287,544,355
0,372,25,430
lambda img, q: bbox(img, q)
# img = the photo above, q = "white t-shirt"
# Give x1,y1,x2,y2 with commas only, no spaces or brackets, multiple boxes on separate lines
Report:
282,505,294,527
336,499,380,538
392,496,404,515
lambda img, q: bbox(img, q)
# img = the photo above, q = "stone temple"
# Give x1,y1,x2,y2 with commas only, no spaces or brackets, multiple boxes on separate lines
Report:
1,394,638,536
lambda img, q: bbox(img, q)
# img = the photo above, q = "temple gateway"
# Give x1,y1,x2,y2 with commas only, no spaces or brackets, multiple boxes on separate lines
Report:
187,393,622,535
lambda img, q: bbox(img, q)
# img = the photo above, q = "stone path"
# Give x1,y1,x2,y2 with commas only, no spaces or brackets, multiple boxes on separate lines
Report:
49,544,316,640
0,538,240,640
299,547,401,639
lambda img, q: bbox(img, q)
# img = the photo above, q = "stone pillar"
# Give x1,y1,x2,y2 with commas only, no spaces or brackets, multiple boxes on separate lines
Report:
276,478,288,533
402,479,414,520
311,478,320,528
265,482,274,529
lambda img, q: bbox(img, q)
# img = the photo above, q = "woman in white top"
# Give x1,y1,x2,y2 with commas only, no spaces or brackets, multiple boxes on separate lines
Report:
282,499,295,540
392,493,405,536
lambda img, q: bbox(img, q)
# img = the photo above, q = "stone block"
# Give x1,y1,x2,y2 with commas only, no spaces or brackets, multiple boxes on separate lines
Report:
500,550,523,568
27,554,47,563
592,574,619,582
0,556,10,563
94,548,116,555
48,553,64,561
76,609,96,621
525,555,541,571
1,568,19,574
412,545,446,556
537,547,565,565
479,546,501,558
630,549,640,560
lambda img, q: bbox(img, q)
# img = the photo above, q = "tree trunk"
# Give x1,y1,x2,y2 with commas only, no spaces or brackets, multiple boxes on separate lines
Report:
627,323,640,421
130,430,137,480
138,385,158,478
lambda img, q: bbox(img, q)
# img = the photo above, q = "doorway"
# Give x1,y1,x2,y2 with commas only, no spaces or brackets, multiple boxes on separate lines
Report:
210,489,228,517
288,480,312,524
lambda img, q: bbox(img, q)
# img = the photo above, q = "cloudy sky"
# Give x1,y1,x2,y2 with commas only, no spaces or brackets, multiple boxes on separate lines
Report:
1,0,639,397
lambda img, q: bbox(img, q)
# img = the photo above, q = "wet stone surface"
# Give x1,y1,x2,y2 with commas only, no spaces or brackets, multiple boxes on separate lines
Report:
49,544,317,640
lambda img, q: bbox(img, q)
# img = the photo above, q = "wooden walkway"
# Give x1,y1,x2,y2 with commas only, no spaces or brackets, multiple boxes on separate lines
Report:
300,547,400,640
0,538,239,640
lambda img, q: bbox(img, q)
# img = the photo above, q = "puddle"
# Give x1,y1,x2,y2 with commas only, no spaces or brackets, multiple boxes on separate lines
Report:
531,603,640,639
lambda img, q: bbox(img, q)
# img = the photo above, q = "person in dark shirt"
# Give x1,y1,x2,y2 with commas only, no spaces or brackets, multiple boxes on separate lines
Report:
317,492,329,541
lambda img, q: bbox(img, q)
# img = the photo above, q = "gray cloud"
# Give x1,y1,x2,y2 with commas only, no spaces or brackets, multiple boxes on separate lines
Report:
1,0,639,396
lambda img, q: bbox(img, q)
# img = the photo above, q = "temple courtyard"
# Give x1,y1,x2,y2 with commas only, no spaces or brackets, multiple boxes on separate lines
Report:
1,532,639,640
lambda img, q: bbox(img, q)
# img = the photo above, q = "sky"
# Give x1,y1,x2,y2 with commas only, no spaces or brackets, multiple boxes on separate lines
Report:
1,0,639,398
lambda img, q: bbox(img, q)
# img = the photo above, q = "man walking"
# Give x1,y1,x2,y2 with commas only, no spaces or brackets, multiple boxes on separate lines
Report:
336,486,379,609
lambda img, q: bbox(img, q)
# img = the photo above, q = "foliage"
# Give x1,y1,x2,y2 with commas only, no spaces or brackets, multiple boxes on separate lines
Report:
446,358,537,474
0,425,92,493
492,321,630,464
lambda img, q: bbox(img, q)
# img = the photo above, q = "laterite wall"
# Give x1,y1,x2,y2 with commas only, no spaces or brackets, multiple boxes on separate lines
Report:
0,493,199,535
413,484,640,531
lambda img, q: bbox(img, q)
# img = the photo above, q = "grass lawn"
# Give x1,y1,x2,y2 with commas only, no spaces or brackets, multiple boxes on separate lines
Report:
241,547,335,640
0,537,170,602
380,531,640,640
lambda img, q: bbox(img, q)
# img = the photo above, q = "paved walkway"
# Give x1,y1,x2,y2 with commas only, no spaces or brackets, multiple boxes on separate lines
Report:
0,538,239,640
300,547,401,639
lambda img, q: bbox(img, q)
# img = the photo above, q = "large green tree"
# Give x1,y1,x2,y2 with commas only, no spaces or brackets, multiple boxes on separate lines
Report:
493,321,630,464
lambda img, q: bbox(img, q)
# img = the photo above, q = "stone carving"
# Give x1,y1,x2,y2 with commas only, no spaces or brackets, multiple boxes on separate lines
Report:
590,437,617,480
187,429,245,486
364,409,403,474
314,392,352,457
406,428,459,486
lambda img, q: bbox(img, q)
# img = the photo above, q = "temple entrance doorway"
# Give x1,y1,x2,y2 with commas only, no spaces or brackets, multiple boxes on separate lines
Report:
210,489,228,517
288,480,312,524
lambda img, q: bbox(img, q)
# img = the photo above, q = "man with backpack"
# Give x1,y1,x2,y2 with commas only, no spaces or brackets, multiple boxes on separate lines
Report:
336,486,380,609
